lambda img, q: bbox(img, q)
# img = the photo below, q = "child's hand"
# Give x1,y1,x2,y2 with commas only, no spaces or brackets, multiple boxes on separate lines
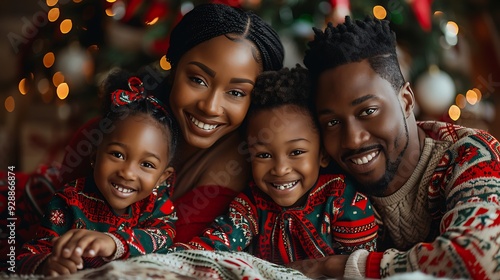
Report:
52,229,117,259
40,253,83,276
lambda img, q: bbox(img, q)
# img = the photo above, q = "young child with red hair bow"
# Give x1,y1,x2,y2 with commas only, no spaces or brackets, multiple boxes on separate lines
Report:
16,70,178,276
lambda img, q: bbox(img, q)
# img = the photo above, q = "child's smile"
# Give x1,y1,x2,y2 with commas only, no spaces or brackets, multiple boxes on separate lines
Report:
93,114,173,215
270,180,299,191
248,105,328,208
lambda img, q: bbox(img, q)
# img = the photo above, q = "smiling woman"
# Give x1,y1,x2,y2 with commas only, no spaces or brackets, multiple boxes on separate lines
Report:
168,35,259,151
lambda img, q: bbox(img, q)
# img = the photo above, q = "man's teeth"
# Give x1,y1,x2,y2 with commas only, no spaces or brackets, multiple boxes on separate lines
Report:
190,115,218,131
112,183,134,193
272,180,298,190
351,151,379,165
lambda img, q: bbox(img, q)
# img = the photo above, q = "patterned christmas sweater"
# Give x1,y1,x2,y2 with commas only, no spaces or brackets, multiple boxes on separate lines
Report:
16,176,176,274
171,174,378,265
351,121,500,279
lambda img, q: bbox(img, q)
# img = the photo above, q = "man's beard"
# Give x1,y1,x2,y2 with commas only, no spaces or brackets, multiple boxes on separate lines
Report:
357,117,410,197
357,153,402,196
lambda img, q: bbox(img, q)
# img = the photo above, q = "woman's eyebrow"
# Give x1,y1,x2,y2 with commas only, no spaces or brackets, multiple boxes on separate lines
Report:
188,61,216,78
230,78,255,86
188,61,254,85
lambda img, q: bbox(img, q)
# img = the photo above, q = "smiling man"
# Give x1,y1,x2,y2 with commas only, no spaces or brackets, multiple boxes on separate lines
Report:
296,16,500,279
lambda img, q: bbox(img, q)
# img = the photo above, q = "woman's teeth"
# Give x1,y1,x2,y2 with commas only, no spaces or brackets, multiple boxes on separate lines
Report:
112,183,134,193
351,151,379,165
272,180,298,190
190,115,218,131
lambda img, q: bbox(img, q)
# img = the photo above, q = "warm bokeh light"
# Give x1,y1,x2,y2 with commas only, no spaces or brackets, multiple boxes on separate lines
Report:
106,0,117,2
446,21,459,35
60,19,73,34
52,71,65,86
472,87,482,101
160,55,171,70
48,8,60,22
105,8,115,17
448,105,461,121
466,89,478,105
146,17,159,25
73,0,82,3
43,52,55,68
57,82,69,99
373,5,387,20
455,94,466,109
46,0,58,7
38,78,50,94
19,78,28,95
5,96,15,112
434,11,443,16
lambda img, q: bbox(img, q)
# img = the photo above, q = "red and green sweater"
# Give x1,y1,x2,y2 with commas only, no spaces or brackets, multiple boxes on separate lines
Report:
16,176,176,274
171,174,378,265
350,121,500,279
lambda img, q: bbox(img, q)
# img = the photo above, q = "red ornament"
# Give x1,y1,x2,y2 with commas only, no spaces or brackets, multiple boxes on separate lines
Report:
143,1,169,24
211,0,241,8
122,0,143,23
329,0,351,25
410,0,433,32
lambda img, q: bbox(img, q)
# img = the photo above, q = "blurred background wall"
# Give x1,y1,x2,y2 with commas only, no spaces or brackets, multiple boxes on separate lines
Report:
1,0,499,172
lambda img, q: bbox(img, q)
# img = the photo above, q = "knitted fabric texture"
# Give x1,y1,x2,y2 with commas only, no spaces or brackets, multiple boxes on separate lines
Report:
361,121,500,279
16,176,176,274
171,174,378,265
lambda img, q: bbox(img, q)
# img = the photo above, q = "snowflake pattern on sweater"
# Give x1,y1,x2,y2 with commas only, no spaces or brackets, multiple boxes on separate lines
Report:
364,121,500,279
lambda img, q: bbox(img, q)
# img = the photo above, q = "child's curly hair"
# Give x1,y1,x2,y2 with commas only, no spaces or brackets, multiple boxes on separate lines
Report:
244,65,318,133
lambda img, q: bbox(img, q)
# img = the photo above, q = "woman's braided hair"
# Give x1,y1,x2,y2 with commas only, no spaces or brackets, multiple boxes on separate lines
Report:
166,3,284,71
303,16,405,93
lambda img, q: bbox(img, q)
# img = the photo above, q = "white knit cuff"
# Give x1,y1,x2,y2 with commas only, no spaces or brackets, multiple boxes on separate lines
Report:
344,249,369,279
102,232,125,261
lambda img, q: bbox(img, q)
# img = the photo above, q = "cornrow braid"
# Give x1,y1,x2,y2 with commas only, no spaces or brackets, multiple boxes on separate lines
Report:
304,16,405,93
245,65,318,132
166,3,284,71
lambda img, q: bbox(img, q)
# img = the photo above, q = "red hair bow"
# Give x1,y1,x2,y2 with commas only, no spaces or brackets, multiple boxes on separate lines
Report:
111,77,168,115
